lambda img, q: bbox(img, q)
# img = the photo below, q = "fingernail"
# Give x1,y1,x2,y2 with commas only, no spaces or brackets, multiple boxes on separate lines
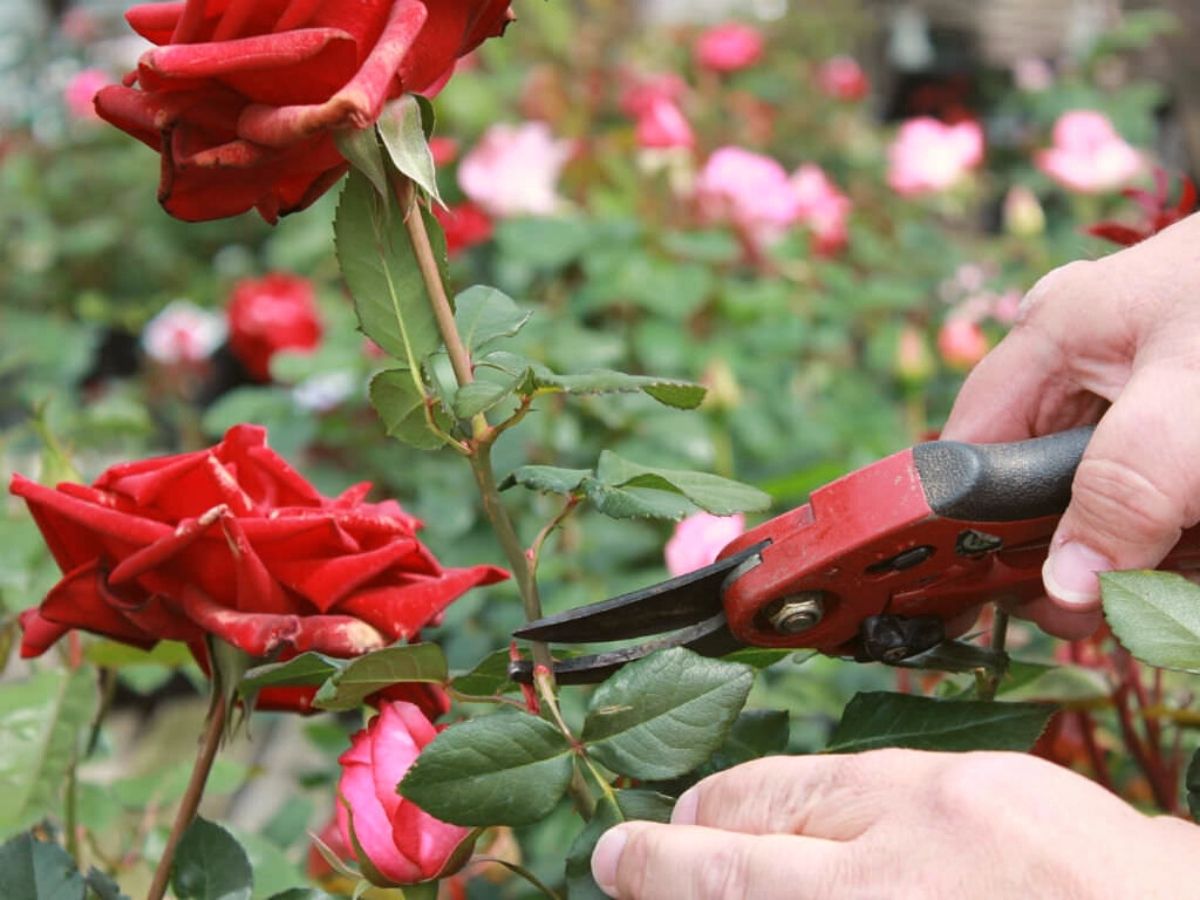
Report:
1043,542,1112,607
671,787,698,825
592,827,628,896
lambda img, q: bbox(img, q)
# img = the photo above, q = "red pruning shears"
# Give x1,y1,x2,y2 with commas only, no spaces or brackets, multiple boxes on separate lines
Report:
510,428,1200,684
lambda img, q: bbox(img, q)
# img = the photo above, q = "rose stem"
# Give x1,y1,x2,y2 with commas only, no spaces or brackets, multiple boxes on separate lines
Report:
146,693,227,900
977,607,1010,702
397,178,555,675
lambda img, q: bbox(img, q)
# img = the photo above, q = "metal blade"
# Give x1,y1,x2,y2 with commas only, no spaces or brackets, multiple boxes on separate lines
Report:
508,612,744,685
513,540,768,644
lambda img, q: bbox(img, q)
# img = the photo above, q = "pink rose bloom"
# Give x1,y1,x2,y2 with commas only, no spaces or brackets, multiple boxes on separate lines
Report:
1036,110,1142,194
635,97,694,150
665,512,746,577
64,69,110,120
458,122,573,218
791,164,851,255
337,701,470,885
693,23,764,73
142,300,226,365
696,147,801,245
620,72,687,117
887,118,985,196
817,56,869,102
937,317,989,369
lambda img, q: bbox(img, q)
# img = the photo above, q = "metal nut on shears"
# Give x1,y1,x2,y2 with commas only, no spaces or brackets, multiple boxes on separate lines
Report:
764,593,826,634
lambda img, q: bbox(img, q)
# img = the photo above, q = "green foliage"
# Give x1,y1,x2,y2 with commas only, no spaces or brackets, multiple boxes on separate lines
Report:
171,817,253,900
312,643,448,711
0,832,128,900
826,692,1055,753
565,791,674,900
378,95,442,204
1101,571,1200,672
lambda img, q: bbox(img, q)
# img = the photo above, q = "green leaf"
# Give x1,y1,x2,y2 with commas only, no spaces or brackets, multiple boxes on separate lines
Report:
85,867,129,900
997,662,1109,704
369,369,446,450
239,653,342,696
583,481,696,521
400,712,574,826
1187,747,1200,821
0,669,98,837
335,169,444,369
378,95,441,204
0,833,86,900
84,639,193,669
565,791,673,900
454,286,532,353
313,644,448,712
451,650,519,697
171,817,252,900
228,828,305,900
721,648,795,670
711,709,790,769
499,466,592,496
581,648,754,780
1101,571,1200,672
825,692,1055,753
451,372,524,419
334,127,389,201
265,892,335,900
596,452,771,517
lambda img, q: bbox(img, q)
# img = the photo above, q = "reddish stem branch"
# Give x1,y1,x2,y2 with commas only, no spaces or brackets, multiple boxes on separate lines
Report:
1073,710,1115,793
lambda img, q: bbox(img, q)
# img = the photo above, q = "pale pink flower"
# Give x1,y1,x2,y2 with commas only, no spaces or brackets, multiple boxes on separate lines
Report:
1035,110,1142,194
665,513,746,577
695,147,801,245
142,300,226,365
635,97,694,150
1012,57,1054,93
887,118,985,196
63,69,109,120
458,122,573,218
937,317,989,369
791,164,851,255
620,72,688,117
817,56,869,101
693,23,764,73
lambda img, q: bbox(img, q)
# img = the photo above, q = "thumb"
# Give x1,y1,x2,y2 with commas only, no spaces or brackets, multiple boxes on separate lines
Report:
1043,364,1200,619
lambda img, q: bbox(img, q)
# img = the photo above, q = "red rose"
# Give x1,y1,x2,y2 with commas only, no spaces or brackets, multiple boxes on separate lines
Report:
95,0,515,222
338,701,470,884
432,202,494,257
11,425,507,712
226,272,323,381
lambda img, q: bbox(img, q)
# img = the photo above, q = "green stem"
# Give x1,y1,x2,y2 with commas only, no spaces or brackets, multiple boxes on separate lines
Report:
470,857,563,900
977,608,1010,702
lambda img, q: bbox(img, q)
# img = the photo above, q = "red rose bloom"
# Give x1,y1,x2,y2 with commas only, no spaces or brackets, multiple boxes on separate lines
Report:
432,202,494,257
95,0,515,222
226,272,323,381
11,425,507,712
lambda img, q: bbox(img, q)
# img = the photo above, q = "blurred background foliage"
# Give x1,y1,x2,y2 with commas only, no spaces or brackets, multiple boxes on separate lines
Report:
0,0,1194,894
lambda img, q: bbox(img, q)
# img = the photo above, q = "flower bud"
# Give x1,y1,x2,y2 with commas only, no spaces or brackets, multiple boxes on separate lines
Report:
1003,185,1045,237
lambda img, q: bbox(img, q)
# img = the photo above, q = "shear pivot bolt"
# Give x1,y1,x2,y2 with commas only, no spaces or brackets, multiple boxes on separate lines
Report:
768,594,825,634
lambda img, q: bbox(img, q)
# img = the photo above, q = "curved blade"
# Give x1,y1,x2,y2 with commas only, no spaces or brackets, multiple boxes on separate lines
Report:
513,541,767,644
509,613,743,685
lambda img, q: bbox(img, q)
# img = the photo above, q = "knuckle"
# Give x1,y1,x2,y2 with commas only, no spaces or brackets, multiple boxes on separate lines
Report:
1018,260,1097,325
929,753,1017,823
1071,456,1182,544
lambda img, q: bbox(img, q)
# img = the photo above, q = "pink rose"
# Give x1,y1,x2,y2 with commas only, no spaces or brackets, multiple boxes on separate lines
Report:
64,69,110,120
791,164,851,255
695,147,801,245
635,97,694,150
887,118,984,196
142,300,226,365
817,56,869,102
937,317,989,369
1036,110,1142,194
619,72,687,117
693,23,764,73
458,122,573,217
338,701,470,885
665,512,746,577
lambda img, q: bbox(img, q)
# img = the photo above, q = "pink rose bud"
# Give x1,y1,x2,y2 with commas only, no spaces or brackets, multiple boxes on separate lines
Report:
141,300,226,365
791,164,852,256
937,317,989,369
693,23,765,73
458,122,573,218
620,72,688,117
817,56,869,101
1035,110,1142,194
887,118,984,196
337,702,472,885
895,325,933,383
63,69,110,120
635,97,695,150
665,512,746,577
1003,185,1046,237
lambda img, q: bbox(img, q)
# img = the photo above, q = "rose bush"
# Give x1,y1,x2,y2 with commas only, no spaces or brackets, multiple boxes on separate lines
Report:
227,272,323,381
94,0,514,222
11,424,506,711
337,701,471,885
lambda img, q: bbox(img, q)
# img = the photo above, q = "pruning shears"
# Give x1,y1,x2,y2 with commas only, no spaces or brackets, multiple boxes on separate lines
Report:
509,428,1200,684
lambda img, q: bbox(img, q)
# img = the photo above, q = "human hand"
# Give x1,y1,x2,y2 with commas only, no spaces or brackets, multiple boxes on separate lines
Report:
941,212,1200,639
590,749,1196,898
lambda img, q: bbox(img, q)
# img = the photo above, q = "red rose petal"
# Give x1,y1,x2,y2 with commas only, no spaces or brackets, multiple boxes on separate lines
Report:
126,3,186,46
272,538,422,611
336,564,508,641
18,609,72,658
38,562,159,650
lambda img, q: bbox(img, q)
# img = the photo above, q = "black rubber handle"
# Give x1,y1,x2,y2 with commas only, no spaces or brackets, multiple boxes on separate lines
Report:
912,427,1094,522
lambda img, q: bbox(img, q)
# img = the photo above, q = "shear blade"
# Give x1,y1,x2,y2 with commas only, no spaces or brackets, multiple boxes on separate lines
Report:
509,612,743,685
513,540,768,644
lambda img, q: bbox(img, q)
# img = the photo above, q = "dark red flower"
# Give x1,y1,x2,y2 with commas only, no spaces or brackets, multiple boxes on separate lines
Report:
433,202,494,256
226,272,322,381
95,0,515,222
1086,168,1197,247
11,425,507,712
